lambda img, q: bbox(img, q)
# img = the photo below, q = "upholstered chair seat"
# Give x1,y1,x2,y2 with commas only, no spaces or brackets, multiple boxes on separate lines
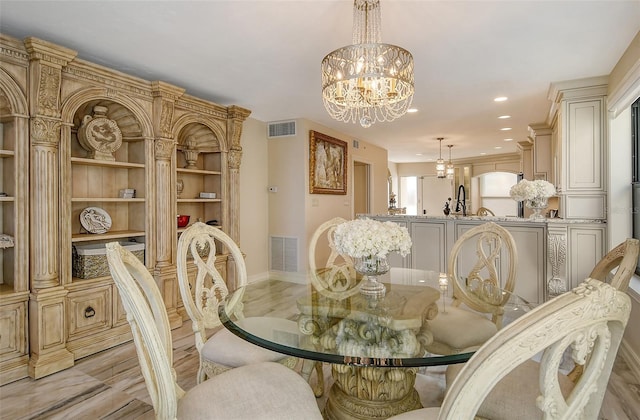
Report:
177,362,322,419
425,307,497,353
200,317,296,368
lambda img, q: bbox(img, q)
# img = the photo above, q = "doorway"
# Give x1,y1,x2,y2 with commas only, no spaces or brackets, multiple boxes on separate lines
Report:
353,161,370,216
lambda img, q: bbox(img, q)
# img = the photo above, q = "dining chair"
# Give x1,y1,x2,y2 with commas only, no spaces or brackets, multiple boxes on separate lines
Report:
303,217,361,397
565,237,639,382
589,237,639,292
105,241,323,420
308,217,359,300
176,222,298,384
425,222,518,355
476,206,495,216
388,278,631,420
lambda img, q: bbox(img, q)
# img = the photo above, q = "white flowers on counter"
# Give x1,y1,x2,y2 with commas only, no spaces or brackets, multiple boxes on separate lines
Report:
332,218,412,259
509,179,556,202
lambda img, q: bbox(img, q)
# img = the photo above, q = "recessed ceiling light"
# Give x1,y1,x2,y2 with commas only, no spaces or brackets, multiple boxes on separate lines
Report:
415,153,423,156
494,96,508,102
495,146,503,149
480,152,487,155
407,108,418,113
500,127,512,131
504,138,514,142
498,115,511,119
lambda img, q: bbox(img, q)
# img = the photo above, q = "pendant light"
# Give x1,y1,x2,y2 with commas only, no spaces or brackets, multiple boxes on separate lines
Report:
446,144,455,179
436,138,446,178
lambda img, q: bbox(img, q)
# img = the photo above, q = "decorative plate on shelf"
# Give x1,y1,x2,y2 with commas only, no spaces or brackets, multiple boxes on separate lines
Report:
80,206,112,234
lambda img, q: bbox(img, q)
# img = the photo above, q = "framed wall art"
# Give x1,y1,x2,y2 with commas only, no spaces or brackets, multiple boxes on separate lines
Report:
309,130,348,195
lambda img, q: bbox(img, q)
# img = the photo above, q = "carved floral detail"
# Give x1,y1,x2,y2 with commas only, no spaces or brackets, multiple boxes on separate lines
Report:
228,147,242,170
31,117,61,145
547,233,568,296
160,101,173,137
155,139,174,160
37,65,60,116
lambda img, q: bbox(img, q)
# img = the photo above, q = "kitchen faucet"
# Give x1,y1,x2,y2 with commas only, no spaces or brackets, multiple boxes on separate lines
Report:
455,184,467,216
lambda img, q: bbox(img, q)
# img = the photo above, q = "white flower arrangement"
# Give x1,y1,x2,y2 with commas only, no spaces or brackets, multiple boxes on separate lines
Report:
332,218,412,259
509,179,556,202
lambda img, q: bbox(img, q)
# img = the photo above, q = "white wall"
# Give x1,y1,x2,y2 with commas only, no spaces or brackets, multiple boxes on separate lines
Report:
239,117,270,282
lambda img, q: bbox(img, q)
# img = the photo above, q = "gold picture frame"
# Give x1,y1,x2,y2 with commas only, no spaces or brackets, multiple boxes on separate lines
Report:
309,130,347,195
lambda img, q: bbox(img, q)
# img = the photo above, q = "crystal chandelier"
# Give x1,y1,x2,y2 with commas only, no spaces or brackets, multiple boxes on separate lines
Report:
446,145,455,179
436,138,446,178
321,0,415,128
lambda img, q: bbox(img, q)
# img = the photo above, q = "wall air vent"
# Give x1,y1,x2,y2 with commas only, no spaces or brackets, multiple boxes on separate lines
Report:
270,236,298,272
267,120,297,138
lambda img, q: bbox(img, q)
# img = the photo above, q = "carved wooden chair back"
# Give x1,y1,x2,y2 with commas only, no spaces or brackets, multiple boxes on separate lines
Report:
448,222,518,327
106,242,183,418
436,278,631,419
177,222,247,332
589,238,639,292
476,206,495,216
308,217,359,299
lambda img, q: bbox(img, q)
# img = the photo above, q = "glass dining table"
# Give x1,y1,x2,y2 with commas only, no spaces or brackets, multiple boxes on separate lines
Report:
218,267,533,420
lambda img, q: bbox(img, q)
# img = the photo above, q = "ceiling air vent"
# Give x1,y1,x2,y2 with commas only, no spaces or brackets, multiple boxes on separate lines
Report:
267,120,296,138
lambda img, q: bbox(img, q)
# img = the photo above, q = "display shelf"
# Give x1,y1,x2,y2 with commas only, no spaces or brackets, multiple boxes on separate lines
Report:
0,196,14,202
71,198,145,203
177,167,221,176
71,157,144,169
177,198,222,203
72,230,145,242
0,150,14,158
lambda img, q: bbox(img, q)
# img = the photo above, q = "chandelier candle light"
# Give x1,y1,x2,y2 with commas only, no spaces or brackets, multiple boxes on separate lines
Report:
321,0,415,128
446,144,455,179
509,179,556,219
332,218,412,296
436,138,446,178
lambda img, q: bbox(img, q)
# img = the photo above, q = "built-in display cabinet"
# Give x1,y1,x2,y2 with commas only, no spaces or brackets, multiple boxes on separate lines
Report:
0,34,250,384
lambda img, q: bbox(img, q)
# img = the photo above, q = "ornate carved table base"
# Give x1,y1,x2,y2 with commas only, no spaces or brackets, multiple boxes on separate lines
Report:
324,365,422,420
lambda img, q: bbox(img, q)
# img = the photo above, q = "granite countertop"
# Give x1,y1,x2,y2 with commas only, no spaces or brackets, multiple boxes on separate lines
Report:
363,214,606,224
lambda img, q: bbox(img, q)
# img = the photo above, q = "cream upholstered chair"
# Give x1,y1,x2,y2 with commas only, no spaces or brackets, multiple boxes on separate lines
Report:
177,222,298,384
476,206,495,216
426,222,517,355
308,217,359,300
388,278,631,420
105,241,322,420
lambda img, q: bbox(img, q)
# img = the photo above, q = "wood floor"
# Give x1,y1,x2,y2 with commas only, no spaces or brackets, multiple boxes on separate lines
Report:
0,279,638,419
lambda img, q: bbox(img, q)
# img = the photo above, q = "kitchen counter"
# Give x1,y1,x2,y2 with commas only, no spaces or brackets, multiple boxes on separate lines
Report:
365,214,607,304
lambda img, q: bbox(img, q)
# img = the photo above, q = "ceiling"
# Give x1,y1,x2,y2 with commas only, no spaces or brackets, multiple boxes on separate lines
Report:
1,1,638,163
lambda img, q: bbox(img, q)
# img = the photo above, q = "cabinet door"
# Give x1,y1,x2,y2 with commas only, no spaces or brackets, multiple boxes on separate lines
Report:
0,301,27,361
410,221,447,272
503,225,546,305
568,226,605,289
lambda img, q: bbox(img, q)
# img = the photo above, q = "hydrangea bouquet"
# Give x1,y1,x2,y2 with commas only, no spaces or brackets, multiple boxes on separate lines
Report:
509,179,556,202
332,218,412,259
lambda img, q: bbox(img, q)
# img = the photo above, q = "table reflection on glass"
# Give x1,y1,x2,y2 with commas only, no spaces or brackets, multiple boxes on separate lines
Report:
219,268,532,420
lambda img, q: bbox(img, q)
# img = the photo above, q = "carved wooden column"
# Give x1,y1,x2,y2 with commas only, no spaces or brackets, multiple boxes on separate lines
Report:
151,81,184,328
226,106,251,244
24,37,77,378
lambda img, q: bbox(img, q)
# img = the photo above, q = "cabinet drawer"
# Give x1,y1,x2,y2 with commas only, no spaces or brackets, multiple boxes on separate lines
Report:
0,301,28,360
67,285,112,340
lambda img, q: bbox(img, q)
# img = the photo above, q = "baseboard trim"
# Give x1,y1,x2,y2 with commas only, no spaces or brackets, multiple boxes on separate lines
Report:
620,338,640,383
